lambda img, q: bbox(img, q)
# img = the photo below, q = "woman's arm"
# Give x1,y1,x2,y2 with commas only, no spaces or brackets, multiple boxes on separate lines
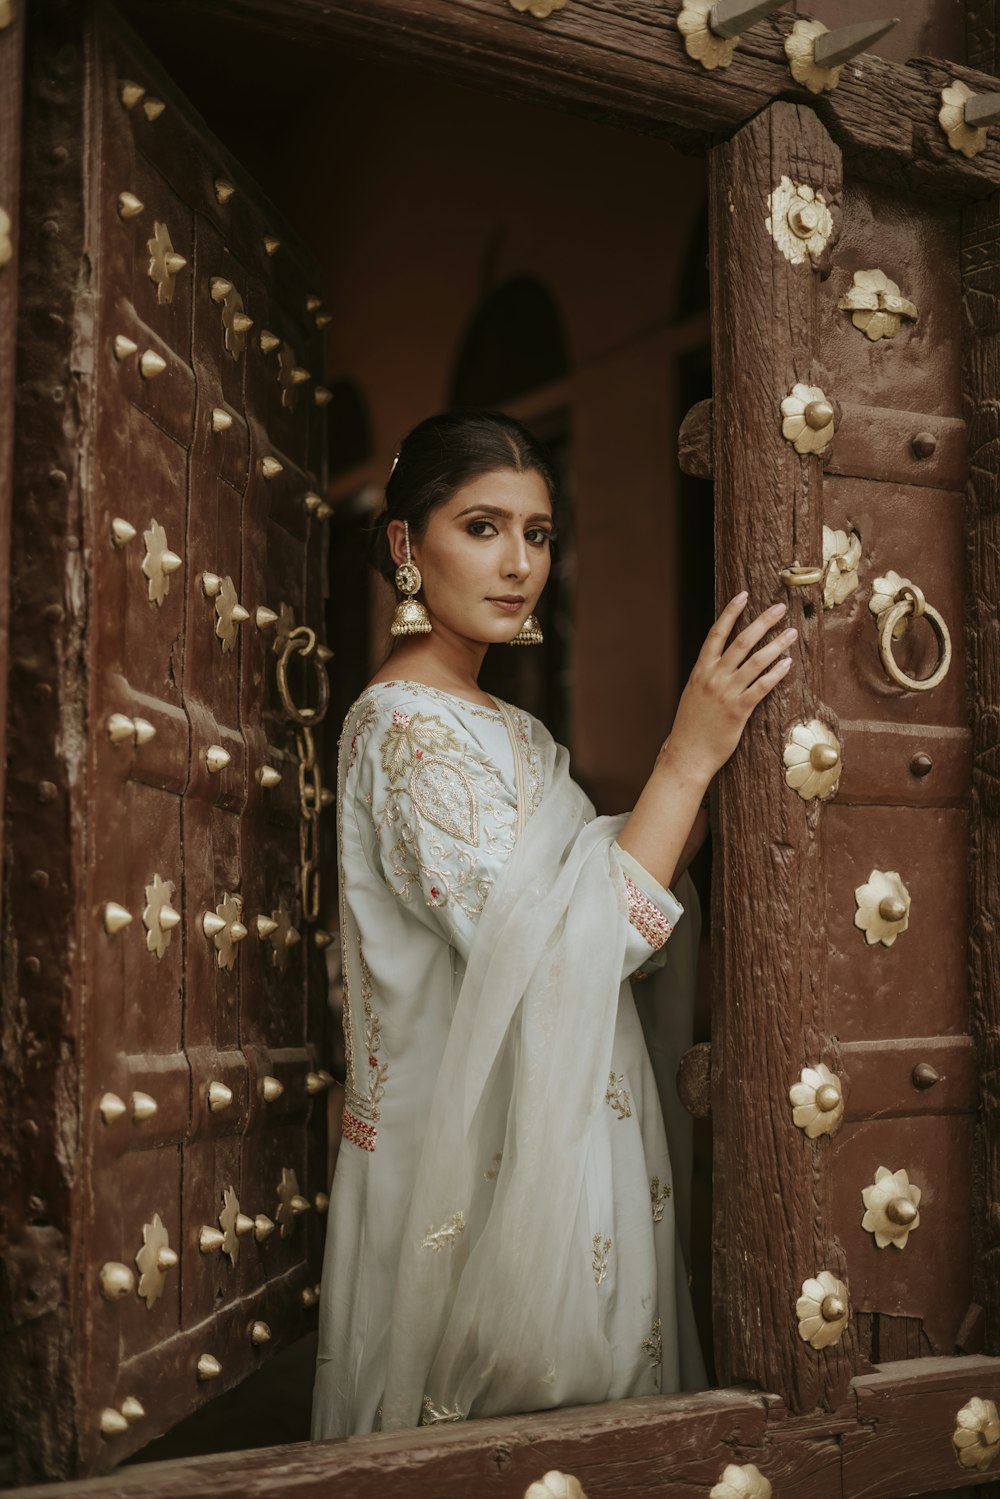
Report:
617,591,796,892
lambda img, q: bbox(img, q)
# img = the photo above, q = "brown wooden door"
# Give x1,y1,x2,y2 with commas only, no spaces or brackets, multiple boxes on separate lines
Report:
711,99,976,1410
0,1,331,1480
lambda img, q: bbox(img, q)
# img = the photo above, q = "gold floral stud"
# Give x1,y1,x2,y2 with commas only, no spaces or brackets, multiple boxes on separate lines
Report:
797,1270,850,1348
505,0,566,16
822,526,861,609
838,268,918,342
854,869,910,947
783,720,842,802
766,177,834,267
861,1166,921,1249
789,1063,844,1139
781,382,836,455
954,1397,1000,1471
710,1464,773,1499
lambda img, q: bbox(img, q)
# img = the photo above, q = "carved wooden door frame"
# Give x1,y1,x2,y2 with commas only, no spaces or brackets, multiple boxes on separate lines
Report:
9,0,1000,1494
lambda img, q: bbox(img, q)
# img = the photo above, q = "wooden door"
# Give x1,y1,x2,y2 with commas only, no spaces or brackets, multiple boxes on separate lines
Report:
0,1,332,1481
710,99,976,1410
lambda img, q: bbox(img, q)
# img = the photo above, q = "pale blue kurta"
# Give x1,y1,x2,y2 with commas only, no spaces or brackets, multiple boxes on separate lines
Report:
312,680,703,1438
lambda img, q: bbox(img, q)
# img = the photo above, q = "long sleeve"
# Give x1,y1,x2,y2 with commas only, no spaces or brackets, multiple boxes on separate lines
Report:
353,698,520,963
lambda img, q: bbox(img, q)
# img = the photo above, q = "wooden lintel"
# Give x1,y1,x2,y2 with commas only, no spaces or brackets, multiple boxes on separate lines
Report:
151,0,1000,196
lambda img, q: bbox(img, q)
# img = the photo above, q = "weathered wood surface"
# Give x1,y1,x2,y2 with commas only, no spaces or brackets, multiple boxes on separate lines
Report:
962,184,1000,1357
139,0,1000,197
0,0,24,941
709,101,854,1412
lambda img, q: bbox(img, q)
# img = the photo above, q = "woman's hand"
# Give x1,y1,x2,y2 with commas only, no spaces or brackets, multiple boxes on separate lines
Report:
664,592,796,785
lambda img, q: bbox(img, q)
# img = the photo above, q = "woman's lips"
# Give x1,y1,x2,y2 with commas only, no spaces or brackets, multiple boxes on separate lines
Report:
488,598,525,613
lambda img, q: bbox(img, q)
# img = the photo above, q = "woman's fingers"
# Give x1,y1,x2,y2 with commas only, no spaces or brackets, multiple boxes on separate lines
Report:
733,626,797,687
747,653,793,702
700,592,749,661
719,601,788,670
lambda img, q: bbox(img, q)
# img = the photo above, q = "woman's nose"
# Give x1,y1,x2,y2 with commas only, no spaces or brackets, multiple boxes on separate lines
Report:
503,538,531,578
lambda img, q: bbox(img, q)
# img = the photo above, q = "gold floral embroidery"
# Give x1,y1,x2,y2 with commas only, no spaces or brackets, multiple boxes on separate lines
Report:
421,1211,466,1251
624,873,674,950
642,1317,662,1367
380,709,460,784
510,705,544,817
592,1233,612,1286
420,1397,464,1425
344,947,387,1149
409,755,479,845
605,1071,632,1120
650,1176,672,1223
484,1152,502,1181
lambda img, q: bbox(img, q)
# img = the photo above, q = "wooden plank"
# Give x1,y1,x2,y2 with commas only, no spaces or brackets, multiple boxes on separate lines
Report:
709,100,854,1412
961,174,1000,1354
844,1355,1000,1499
0,0,24,936
840,1037,978,1122
7,1389,771,1498
152,0,1000,198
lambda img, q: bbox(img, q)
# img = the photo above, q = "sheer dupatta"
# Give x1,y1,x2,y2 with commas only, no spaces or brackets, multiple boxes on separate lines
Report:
379,705,699,1428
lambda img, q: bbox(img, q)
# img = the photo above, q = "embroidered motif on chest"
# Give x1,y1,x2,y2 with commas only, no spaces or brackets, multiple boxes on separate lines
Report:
409,755,479,845
380,711,461,784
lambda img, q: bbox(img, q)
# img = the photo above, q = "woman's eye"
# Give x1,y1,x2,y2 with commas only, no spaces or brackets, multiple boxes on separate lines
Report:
526,528,553,547
467,519,498,537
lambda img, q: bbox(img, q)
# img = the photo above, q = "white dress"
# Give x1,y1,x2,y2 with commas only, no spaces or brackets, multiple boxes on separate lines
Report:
311,680,706,1439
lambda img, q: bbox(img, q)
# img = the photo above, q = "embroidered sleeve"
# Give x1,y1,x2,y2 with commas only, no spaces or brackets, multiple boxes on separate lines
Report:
612,842,684,977
356,699,519,960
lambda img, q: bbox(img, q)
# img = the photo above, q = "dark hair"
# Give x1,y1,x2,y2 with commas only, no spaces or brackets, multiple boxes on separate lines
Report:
369,409,559,584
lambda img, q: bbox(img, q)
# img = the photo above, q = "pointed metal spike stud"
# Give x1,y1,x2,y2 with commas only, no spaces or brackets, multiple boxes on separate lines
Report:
199,1225,225,1253
160,549,182,576
304,492,323,512
130,1090,158,1121
301,1286,318,1308
250,1320,272,1346
156,1245,178,1270
306,1070,333,1095
315,313,332,330
260,1073,283,1100
320,788,335,809
709,0,789,38
99,1261,136,1298
120,1397,145,1422
133,718,156,745
263,235,280,256
210,276,234,303
196,1354,221,1380
229,920,248,943
139,349,167,379
164,252,187,275
813,17,899,68
306,295,322,312
107,712,137,744
314,386,333,406
99,1092,128,1124
316,503,334,521
260,456,283,479
142,98,166,121
100,1408,129,1437
259,330,280,353
158,904,181,931
211,407,233,433
232,312,254,335
964,90,1000,128
230,603,250,624
103,902,133,935
208,1081,233,1111
113,334,138,361
290,1193,311,1214
205,745,232,773
203,911,227,938
316,643,334,663
314,1192,330,1213
111,517,137,547
257,915,279,938
202,572,223,597
235,1212,255,1236
314,929,334,949
117,191,144,221
290,367,311,385
119,80,145,110
254,1214,275,1240
257,766,282,788
214,178,236,204
255,605,279,630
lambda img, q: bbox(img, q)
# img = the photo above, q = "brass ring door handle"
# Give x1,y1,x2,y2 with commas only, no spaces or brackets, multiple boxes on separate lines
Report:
871,577,952,692
276,625,330,726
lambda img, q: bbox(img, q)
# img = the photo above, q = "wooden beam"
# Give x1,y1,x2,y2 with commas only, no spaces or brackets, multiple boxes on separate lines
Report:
145,0,1000,196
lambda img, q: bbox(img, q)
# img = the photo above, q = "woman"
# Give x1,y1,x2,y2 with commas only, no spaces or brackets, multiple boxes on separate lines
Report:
311,410,795,1438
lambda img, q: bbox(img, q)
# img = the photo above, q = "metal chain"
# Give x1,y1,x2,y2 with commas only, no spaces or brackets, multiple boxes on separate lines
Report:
276,624,329,925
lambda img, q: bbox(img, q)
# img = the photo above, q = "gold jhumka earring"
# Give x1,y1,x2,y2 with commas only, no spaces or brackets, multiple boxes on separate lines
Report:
509,613,544,645
390,519,432,637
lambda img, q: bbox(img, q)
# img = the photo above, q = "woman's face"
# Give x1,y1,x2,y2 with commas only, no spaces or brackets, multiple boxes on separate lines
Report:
390,468,554,644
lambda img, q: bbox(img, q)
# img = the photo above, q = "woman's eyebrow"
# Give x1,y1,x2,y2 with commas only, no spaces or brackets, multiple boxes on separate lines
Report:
453,504,553,524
